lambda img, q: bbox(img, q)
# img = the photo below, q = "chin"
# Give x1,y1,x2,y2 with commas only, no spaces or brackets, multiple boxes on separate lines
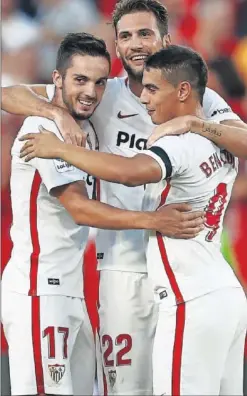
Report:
150,116,159,125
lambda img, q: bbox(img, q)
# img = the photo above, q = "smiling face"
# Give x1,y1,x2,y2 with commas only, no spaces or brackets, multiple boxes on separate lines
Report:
115,11,170,82
53,54,110,120
140,67,180,124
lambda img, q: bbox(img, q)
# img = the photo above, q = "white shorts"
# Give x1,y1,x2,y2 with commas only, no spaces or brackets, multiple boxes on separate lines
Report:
153,287,247,396
2,289,95,395
97,270,158,395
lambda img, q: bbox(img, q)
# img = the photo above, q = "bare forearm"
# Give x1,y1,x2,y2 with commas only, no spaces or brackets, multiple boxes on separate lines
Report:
2,85,56,119
58,144,153,186
72,198,155,230
191,118,247,158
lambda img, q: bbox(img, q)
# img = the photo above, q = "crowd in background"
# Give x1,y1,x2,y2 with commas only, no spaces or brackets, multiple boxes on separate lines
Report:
2,0,247,353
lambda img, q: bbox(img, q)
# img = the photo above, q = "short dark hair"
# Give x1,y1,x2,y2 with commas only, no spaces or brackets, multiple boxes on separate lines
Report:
112,0,169,38
145,45,208,104
56,32,111,76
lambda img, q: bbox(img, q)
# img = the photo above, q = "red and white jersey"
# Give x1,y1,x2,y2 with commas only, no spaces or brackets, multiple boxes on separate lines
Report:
46,80,241,273
2,116,93,298
142,133,241,302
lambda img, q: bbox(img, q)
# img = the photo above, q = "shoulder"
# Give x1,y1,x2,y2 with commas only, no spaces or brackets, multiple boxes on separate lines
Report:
19,116,57,136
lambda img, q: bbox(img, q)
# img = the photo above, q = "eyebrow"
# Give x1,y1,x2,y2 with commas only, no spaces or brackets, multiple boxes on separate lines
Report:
73,74,88,78
144,83,159,90
118,28,154,35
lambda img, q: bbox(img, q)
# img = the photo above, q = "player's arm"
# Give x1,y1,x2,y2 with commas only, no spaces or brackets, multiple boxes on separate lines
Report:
2,84,84,145
191,118,247,159
51,181,203,238
1,84,53,117
20,128,162,186
148,115,247,158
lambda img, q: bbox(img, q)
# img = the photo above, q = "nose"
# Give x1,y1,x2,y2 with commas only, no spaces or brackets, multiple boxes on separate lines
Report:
140,88,148,105
129,33,143,50
83,82,96,100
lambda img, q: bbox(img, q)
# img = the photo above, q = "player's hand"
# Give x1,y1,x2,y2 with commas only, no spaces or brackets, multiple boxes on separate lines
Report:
19,126,63,161
53,108,87,146
147,115,194,148
155,203,205,239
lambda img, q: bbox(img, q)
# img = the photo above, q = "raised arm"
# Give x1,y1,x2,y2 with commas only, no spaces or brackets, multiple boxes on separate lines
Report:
147,115,247,159
2,84,85,145
191,118,247,159
20,128,162,186
2,84,53,117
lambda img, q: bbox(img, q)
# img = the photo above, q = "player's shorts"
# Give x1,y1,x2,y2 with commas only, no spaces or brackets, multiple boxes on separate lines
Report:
153,286,247,396
1,288,95,395
97,270,158,395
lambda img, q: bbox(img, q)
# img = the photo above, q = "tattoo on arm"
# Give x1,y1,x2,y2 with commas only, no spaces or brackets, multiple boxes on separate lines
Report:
201,122,222,137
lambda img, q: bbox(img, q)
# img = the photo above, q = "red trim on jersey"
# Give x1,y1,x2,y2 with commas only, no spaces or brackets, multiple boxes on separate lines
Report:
28,171,42,296
32,296,45,394
156,182,185,395
157,181,171,210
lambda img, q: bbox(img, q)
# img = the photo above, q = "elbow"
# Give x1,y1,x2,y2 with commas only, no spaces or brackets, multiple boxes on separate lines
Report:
120,175,142,187
116,170,142,187
70,210,82,226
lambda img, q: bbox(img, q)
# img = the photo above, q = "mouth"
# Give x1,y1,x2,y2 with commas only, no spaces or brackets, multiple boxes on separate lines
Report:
129,54,149,64
77,98,95,111
146,108,155,116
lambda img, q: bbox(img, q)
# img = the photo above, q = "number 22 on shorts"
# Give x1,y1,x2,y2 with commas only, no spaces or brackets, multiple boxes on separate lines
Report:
102,334,132,367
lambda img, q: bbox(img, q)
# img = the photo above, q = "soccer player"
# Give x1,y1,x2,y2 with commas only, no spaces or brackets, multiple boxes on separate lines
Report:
2,1,247,394
20,45,247,396
1,33,203,396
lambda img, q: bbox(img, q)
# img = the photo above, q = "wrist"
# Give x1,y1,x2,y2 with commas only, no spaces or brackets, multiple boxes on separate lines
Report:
55,141,67,159
142,211,158,231
190,116,204,134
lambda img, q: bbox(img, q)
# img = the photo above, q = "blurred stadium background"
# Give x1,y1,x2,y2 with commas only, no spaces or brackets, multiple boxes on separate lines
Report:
1,0,247,394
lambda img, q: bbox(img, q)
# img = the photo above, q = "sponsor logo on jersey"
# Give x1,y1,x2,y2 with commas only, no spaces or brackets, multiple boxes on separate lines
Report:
97,253,104,260
48,364,65,383
48,278,60,285
108,369,117,389
53,158,75,173
211,107,232,117
117,111,138,119
116,131,147,150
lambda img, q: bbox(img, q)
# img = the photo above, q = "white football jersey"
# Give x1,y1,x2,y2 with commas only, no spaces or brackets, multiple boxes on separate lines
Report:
2,116,94,298
142,133,241,302
46,80,241,273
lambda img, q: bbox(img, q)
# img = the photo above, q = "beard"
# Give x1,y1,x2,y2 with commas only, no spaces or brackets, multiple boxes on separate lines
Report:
62,89,95,121
121,57,144,83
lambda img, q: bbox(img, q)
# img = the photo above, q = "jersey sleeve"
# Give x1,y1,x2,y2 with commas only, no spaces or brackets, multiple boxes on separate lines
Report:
203,88,241,122
18,117,86,193
142,135,188,180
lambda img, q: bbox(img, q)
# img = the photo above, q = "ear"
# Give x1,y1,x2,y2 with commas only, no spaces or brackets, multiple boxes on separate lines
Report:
162,34,172,48
52,70,63,89
115,40,121,59
178,81,191,102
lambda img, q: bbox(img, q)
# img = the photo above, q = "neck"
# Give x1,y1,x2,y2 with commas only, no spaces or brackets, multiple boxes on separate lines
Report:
176,100,204,119
128,76,144,98
52,88,83,127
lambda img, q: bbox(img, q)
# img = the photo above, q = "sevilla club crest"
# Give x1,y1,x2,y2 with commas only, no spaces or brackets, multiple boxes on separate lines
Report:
48,364,65,383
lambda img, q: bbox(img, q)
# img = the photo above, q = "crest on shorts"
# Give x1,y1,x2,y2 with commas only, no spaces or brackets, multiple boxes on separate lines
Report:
48,364,65,383
108,369,117,389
